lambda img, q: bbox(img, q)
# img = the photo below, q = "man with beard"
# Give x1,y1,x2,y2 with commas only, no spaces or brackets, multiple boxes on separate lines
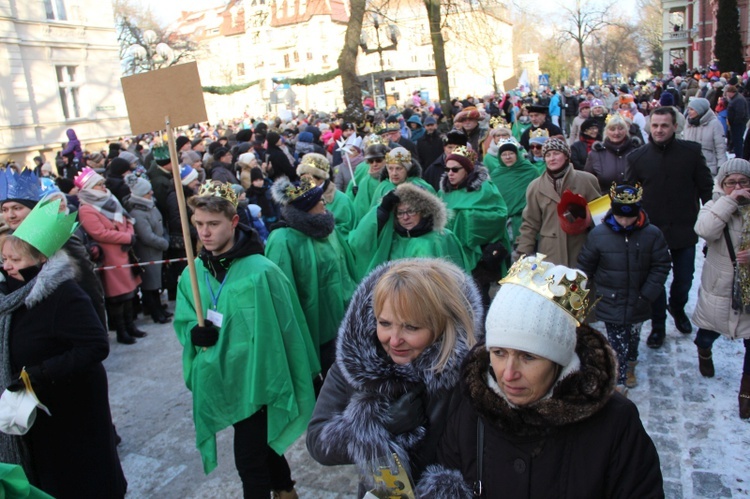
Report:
519,104,564,151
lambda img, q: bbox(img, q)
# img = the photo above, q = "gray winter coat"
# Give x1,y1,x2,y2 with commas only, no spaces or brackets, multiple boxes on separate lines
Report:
306,260,483,498
127,195,168,290
683,109,727,175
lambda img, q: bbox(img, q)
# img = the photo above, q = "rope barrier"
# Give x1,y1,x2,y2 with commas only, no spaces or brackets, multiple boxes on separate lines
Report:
94,257,188,272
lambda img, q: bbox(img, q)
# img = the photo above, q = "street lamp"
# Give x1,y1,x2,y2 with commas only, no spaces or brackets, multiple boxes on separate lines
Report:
359,13,400,107
127,29,175,74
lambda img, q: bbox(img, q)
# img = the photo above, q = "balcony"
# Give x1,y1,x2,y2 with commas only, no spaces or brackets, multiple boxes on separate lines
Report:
666,29,688,40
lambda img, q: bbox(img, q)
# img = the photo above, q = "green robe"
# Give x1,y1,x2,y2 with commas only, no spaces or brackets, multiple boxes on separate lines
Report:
346,162,381,222
348,209,468,280
512,121,532,142
484,154,542,243
265,226,357,355
328,189,356,239
439,178,510,272
174,254,319,474
369,177,437,210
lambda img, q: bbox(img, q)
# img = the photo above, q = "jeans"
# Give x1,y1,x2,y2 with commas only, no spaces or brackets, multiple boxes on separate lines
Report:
233,408,294,498
731,124,746,158
695,328,750,375
651,246,695,328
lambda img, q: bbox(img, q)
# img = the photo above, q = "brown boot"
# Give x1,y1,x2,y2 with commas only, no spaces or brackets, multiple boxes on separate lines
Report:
698,347,715,378
625,361,638,388
272,485,299,499
740,374,750,420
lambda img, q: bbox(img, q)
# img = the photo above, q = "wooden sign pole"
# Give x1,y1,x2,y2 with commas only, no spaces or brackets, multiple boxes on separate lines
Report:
166,116,205,328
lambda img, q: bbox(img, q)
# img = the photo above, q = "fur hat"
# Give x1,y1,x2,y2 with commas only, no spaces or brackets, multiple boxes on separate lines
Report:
394,183,447,232
271,177,323,212
296,153,330,179
542,137,571,158
580,118,601,136
486,255,589,368
443,130,468,147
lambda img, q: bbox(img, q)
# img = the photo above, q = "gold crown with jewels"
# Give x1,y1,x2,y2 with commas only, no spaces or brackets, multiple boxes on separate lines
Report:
197,180,238,207
363,134,386,148
283,177,317,201
386,148,411,164
299,153,330,174
451,145,478,164
610,182,642,204
489,116,511,129
499,253,594,324
530,128,550,139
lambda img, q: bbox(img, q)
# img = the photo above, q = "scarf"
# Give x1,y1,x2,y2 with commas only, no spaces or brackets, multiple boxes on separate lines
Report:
77,188,133,224
581,136,597,153
128,194,155,210
0,276,35,472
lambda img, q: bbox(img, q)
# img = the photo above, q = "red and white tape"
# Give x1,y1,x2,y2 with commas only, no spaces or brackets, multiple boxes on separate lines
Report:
94,257,189,272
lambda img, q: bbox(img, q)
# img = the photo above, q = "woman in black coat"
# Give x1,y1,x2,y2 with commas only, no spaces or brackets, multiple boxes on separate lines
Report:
306,259,482,498
417,255,664,498
0,235,126,498
265,132,298,182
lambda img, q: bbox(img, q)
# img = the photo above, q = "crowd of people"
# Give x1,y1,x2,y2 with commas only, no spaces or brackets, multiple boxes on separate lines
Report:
1,63,750,497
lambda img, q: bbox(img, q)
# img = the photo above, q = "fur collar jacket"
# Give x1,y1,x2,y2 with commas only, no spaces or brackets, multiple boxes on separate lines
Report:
464,325,616,437
319,260,484,470
395,183,447,233
439,166,490,194
279,206,335,239
3,251,77,308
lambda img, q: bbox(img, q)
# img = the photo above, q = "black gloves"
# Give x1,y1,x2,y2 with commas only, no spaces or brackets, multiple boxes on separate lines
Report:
380,191,400,213
481,241,509,266
191,320,219,347
383,386,427,435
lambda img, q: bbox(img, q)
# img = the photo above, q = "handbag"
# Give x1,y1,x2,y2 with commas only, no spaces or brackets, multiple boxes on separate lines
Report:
0,370,51,436
127,249,145,277
723,226,744,312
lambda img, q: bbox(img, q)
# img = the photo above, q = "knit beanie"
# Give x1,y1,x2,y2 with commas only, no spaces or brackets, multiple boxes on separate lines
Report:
212,147,230,162
181,150,201,165
659,92,674,107
118,151,139,165
297,131,314,143
610,184,642,217
498,141,519,156
717,158,750,186
266,131,281,147
248,204,262,218
297,152,330,179
250,167,264,182
180,165,199,186
578,101,591,110
109,157,131,176
542,137,571,158
687,97,710,117
486,255,589,368
175,135,191,151
128,175,152,197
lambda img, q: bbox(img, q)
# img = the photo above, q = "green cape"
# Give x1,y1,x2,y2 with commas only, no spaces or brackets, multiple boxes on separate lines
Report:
348,209,468,280
346,162,381,222
174,254,319,474
328,189,356,239
484,154,542,242
369,177,437,210
512,121,532,142
265,226,357,352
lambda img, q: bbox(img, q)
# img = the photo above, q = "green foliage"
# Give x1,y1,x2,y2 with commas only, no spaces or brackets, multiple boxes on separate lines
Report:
273,69,341,86
202,81,260,95
714,0,745,73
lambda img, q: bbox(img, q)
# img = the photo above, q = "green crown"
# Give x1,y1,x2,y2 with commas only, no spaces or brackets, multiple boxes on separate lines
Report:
14,198,79,257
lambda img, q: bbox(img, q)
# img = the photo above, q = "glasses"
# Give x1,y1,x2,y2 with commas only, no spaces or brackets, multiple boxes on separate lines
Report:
396,209,418,218
529,145,543,150
367,158,384,164
446,167,463,173
723,179,750,188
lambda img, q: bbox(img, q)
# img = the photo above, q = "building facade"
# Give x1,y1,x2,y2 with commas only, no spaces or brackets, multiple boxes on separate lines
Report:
0,0,130,164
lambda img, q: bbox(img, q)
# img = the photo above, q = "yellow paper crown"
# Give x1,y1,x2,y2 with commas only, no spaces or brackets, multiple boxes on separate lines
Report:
609,182,643,204
386,148,411,164
450,145,478,164
197,180,238,207
284,177,317,201
530,128,550,139
489,116,511,129
385,122,401,132
299,154,330,174
373,122,387,135
499,253,594,324
363,134,386,149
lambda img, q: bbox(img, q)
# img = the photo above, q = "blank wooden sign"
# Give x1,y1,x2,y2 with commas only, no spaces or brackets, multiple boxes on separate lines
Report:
121,61,208,135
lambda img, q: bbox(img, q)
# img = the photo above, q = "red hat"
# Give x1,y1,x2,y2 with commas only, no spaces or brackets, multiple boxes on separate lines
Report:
557,190,591,235
454,106,481,123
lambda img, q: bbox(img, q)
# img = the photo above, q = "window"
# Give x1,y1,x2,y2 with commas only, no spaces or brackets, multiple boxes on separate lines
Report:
284,54,290,68
56,65,80,119
44,0,67,20
411,55,418,63
237,63,245,76
322,55,328,63
293,51,299,63
306,52,313,61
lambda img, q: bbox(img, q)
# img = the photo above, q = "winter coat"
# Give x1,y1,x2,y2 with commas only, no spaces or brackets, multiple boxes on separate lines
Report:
64,228,106,328
173,228,319,473
727,93,748,128
105,175,130,206
78,204,141,298
625,136,713,249
61,129,82,163
517,166,601,267
584,137,642,194
568,115,586,146
346,161,381,222
682,109,727,175
417,131,444,171
569,140,589,171
265,208,357,357
3,252,127,498
127,196,168,290
306,260,484,497
693,194,750,339
246,180,280,229
146,163,174,217
416,327,664,499
209,162,239,185
439,167,510,272
266,144,298,181
577,211,671,324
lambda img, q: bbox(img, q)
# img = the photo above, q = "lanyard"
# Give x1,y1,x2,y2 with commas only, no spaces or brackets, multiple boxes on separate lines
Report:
204,273,227,310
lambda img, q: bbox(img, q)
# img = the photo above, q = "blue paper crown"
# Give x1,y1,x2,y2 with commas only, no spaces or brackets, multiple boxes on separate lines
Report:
0,169,42,203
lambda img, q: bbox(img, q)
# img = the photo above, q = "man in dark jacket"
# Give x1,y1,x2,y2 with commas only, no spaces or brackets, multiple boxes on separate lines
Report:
416,117,444,170
382,117,419,165
726,85,748,158
265,131,298,181
520,105,564,151
422,130,468,191
147,145,175,216
625,106,713,348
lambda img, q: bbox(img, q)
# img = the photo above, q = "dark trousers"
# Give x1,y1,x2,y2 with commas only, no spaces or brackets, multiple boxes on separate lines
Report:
731,124,746,158
605,322,643,384
651,245,695,328
695,328,750,374
233,408,293,498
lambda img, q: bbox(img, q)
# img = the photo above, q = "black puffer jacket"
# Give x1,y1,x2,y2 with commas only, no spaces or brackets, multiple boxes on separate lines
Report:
625,136,713,249
577,211,671,324
585,137,642,194
416,327,664,498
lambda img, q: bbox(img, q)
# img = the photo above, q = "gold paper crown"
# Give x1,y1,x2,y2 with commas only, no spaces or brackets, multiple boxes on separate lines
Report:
373,122,387,134
386,148,411,164
609,182,643,204
363,134,386,149
300,154,330,174
284,177,317,201
489,116,511,129
385,122,401,132
499,253,594,324
530,128,550,139
450,145,478,164
197,180,239,207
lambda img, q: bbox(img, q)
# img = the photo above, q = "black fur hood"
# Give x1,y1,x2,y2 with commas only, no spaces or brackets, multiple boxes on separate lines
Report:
439,165,490,193
591,136,643,155
463,324,616,437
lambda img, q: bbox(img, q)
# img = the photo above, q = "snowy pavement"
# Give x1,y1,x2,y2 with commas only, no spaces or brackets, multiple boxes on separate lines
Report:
104,246,749,498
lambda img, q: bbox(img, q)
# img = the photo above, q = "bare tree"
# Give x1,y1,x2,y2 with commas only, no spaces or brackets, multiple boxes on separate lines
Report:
558,0,618,86
337,0,366,122
424,0,452,120
586,24,644,81
635,0,663,74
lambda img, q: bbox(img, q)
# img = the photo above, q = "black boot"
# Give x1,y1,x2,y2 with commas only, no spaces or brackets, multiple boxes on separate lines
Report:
109,302,136,345
647,327,665,349
123,299,147,338
145,290,170,324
